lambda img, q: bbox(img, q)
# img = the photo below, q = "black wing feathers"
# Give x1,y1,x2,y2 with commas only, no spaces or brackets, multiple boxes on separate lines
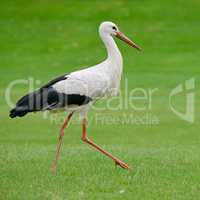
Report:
41,74,68,89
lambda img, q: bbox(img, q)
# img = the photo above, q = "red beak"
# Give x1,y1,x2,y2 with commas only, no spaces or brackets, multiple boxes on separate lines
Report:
115,31,141,51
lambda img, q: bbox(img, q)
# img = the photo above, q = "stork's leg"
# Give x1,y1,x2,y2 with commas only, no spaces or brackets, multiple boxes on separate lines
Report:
51,112,73,172
81,118,130,169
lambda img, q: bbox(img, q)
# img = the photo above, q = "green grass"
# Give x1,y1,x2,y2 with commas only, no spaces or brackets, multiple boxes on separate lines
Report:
1,0,200,199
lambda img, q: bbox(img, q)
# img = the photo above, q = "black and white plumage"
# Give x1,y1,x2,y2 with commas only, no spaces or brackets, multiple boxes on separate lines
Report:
9,74,92,118
9,21,141,171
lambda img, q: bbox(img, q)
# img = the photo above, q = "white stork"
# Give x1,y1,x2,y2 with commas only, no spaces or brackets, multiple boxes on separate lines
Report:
9,21,141,171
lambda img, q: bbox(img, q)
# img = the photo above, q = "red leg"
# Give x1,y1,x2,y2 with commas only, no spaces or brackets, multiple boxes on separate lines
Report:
51,112,73,172
81,118,130,169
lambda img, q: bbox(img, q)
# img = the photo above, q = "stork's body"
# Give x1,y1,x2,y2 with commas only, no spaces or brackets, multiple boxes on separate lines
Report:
9,21,141,171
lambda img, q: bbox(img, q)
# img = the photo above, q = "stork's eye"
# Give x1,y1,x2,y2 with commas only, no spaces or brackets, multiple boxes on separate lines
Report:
112,26,117,31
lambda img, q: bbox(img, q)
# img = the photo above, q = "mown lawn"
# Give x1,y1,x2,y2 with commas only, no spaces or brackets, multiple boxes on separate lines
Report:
0,0,200,199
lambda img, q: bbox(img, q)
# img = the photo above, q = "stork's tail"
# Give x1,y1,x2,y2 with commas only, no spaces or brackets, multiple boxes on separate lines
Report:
9,87,55,119
9,107,28,118
9,92,32,118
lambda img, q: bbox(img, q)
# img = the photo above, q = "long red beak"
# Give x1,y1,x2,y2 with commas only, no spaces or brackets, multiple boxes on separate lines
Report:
115,31,141,51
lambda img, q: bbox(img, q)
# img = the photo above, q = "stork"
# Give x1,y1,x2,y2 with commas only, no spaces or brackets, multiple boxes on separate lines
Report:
9,21,141,171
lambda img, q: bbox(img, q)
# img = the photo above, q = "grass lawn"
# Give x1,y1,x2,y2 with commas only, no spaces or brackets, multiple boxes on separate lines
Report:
0,0,200,199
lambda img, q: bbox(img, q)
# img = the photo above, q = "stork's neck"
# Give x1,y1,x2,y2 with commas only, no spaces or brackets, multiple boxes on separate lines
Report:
100,33,122,65
100,32,123,92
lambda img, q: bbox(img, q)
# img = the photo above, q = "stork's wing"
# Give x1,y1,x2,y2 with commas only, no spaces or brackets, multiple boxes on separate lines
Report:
9,73,93,118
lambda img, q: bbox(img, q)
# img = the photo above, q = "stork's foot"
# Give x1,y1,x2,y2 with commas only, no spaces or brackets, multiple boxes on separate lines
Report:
115,160,130,170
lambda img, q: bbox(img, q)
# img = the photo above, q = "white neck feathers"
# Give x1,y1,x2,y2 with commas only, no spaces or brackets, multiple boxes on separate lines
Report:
100,32,122,66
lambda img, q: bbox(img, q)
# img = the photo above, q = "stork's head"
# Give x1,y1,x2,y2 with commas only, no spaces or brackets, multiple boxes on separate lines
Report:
99,21,141,51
